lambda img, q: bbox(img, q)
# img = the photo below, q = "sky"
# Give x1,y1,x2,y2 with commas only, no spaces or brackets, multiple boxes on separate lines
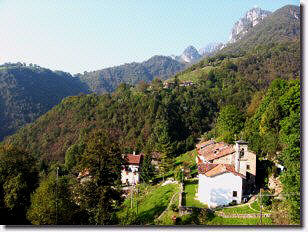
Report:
0,0,300,74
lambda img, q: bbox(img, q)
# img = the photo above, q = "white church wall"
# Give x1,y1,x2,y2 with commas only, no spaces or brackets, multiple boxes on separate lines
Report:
197,172,243,208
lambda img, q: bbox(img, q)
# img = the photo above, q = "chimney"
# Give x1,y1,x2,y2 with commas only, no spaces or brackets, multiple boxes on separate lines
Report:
133,151,136,155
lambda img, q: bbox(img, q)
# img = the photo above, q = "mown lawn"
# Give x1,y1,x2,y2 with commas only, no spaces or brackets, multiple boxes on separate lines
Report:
118,183,179,225
183,179,207,208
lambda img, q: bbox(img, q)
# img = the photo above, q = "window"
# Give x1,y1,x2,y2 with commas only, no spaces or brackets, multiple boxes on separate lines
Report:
240,148,244,158
233,191,237,197
247,165,250,170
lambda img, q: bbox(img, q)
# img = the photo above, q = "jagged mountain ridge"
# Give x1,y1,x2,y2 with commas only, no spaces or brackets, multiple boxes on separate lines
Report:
220,5,300,55
229,7,272,43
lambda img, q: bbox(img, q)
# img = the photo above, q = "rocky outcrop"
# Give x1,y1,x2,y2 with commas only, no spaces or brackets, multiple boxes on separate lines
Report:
268,174,283,196
229,7,271,43
199,42,224,57
180,45,202,63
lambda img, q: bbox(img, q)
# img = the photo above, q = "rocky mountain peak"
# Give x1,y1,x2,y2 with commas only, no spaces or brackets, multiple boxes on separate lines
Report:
229,7,271,43
180,45,201,63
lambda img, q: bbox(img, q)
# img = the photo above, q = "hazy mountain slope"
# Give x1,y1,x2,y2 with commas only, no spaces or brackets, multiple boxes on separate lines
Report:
76,55,185,94
0,63,90,140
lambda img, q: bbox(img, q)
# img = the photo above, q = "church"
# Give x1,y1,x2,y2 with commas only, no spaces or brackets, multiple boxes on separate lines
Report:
196,139,256,208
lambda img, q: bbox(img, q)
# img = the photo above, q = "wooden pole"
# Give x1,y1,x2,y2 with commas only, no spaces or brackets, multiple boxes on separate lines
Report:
136,184,138,215
56,167,59,224
259,189,262,225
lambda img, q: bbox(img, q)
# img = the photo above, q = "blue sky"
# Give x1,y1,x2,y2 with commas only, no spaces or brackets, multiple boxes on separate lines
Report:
0,0,300,74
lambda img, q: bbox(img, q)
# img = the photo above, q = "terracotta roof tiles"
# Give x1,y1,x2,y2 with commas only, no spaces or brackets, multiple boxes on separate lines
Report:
198,163,245,179
126,154,142,165
196,140,216,150
197,142,234,161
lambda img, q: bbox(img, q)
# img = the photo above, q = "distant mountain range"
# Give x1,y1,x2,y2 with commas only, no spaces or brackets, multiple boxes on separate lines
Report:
0,4,300,141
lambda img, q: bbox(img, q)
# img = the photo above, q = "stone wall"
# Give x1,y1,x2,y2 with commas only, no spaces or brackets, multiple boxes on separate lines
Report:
216,211,271,218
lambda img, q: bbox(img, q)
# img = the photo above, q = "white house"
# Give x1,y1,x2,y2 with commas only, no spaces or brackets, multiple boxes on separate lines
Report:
196,162,245,208
121,152,143,185
196,140,256,208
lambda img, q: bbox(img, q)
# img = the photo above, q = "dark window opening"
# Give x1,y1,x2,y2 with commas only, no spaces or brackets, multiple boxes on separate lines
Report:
240,148,244,158
233,191,237,197
247,165,250,170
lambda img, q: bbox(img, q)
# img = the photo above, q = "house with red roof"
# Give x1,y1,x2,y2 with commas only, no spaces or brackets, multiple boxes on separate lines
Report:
121,152,143,185
195,140,256,208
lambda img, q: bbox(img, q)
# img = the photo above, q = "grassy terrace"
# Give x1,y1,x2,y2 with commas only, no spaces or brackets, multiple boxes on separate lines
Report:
216,199,271,215
155,149,198,182
183,179,207,208
117,183,179,225
216,204,258,214
174,149,198,175
167,66,214,83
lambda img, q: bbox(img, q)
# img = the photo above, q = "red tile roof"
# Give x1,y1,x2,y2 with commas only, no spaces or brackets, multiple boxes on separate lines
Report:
126,154,142,165
197,141,234,161
198,163,245,179
196,140,216,150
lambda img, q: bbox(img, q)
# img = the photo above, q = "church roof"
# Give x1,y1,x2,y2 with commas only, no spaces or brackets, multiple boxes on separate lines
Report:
197,141,235,161
196,139,215,150
198,163,245,179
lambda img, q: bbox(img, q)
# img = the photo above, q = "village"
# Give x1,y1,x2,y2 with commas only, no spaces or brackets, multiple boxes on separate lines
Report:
116,139,284,224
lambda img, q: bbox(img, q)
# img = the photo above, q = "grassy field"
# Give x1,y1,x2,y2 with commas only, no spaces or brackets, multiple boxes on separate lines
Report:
183,179,207,208
155,149,198,182
216,198,271,215
174,149,198,175
176,66,214,83
250,199,271,213
206,216,273,225
216,204,258,214
118,183,179,225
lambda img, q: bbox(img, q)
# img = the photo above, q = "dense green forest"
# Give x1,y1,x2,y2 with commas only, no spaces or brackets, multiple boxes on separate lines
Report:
0,4,301,226
0,56,184,141
0,63,90,141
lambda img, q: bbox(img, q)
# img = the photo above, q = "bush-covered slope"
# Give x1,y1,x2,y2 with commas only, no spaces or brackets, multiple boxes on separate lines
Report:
0,63,90,141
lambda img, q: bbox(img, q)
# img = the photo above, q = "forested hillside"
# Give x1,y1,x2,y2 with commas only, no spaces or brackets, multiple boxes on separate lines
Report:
5,36,300,163
76,55,185,94
0,63,90,140
0,4,301,225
